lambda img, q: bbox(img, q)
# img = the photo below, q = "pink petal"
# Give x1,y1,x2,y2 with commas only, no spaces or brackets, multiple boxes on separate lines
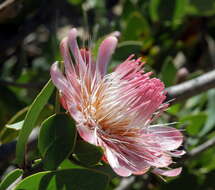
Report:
76,125,96,144
105,147,119,169
96,36,118,77
152,167,182,177
113,167,132,177
147,126,183,151
60,37,76,78
80,49,96,76
68,28,86,73
169,150,186,157
60,38,81,98
149,153,172,168
104,146,132,176
50,62,71,99
132,167,150,175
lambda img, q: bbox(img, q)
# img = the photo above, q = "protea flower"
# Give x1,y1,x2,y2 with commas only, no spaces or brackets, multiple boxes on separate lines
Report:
50,28,184,177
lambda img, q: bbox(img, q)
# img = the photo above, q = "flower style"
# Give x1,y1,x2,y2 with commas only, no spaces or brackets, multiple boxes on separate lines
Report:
50,28,184,177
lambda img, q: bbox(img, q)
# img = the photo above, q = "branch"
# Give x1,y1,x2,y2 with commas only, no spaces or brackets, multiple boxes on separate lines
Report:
115,176,135,190
186,136,215,159
166,70,215,104
0,0,17,11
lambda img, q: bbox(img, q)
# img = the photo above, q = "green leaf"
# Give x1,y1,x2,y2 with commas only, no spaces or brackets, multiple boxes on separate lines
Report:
0,105,54,145
15,80,55,166
60,159,117,179
14,169,109,190
74,140,103,166
38,114,77,170
0,107,28,144
6,120,24,130
149,0,187,24
122,12,150,41
161,57,177,87
199,89,215,137
180,113,207,136
187,0,215,16
167,104,181,116
0,169,23,190
91,164,117,179
189,146,215,173
67,0,83,5
59,159,84,170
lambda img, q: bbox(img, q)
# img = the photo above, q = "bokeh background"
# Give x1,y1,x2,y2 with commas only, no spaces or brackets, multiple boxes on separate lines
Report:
0,0,215,189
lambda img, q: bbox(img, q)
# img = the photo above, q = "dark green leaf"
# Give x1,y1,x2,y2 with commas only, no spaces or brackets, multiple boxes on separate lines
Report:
180,113,207,135
199,89,215,136
0,169,23,190
67,0,83,5
0,107,28,144
74,140,103,166
38,114,77,170
187,0,215,16
15,80,55,166
149,0,187,24
122,12,150,41
91,164,117,179
59,159,84,170
161,57,177,87
14,169,109,190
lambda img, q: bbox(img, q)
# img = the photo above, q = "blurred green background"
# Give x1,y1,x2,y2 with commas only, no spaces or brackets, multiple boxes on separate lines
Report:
0,0,215,189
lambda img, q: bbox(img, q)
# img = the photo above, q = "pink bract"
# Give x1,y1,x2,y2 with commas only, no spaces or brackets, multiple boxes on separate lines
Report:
50,28,184,177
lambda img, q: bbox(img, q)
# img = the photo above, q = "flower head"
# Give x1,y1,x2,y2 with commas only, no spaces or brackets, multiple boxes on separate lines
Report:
50,28,184,177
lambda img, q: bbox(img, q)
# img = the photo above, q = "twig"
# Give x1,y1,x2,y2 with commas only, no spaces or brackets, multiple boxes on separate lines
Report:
0,0,16,11
115,176,135,190
166,69,215,104
186,136,215,159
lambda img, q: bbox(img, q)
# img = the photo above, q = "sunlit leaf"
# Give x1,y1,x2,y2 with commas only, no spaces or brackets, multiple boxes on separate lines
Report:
0,107,28,144
6,120,24,131
15,80,55,166
14,169,109,190
0,169,23,190
59,159,84,170
180,113,207,136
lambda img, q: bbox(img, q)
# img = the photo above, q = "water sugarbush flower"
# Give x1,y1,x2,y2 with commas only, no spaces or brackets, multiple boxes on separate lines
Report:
50,28,185,177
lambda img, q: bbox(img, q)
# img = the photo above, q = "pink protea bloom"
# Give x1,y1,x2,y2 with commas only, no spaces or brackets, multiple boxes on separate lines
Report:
50,28,184,177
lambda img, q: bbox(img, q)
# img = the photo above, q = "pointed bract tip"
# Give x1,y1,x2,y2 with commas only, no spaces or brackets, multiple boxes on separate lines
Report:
102,36,118,50
69,28,78,40
111,31,121,38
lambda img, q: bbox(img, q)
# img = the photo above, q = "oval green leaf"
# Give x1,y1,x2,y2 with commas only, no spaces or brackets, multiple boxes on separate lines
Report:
38,114,77,170
0,169,23,190
74,140,103,166
15,80,55,166
14,169,109,190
